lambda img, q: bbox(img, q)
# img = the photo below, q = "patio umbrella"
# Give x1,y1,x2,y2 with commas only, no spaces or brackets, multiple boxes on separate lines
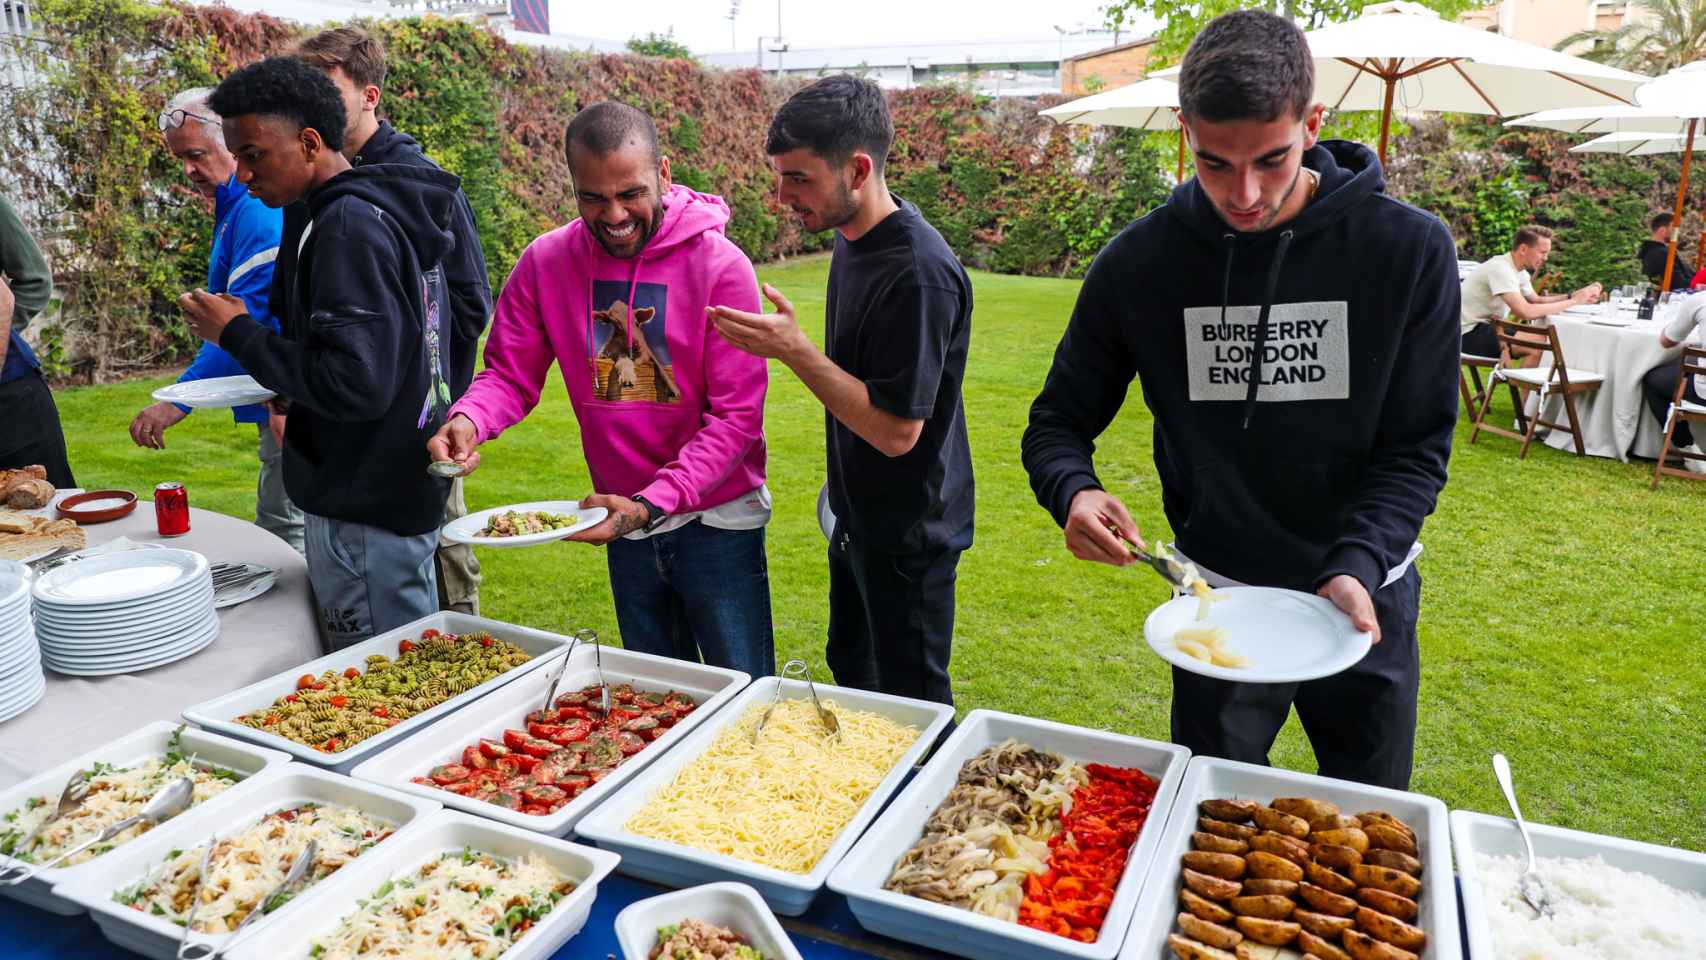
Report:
1039,78,1188,179
1154,0,1647,167
1568,130,1689,155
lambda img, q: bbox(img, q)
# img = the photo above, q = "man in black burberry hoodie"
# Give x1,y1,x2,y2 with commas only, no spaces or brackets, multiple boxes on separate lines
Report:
1021,11,1458,789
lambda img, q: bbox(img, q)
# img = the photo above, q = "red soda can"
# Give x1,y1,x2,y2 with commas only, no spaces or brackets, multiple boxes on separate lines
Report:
154,482,190,537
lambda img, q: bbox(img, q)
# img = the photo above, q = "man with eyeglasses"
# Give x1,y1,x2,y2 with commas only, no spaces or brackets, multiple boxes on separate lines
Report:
129,89,302,553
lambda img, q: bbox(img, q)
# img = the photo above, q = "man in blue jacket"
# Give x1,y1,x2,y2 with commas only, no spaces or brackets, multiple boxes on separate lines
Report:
1022,11,1458,790
130,88,303,554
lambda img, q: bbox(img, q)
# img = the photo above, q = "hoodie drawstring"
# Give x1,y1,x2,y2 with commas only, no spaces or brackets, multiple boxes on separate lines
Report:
1241,229,1295,430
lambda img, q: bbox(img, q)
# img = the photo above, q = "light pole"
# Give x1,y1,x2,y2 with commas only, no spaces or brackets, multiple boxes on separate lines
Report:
727,0,740,51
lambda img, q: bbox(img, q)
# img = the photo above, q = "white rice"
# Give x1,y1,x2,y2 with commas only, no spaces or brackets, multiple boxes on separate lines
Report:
1477,852,1706,959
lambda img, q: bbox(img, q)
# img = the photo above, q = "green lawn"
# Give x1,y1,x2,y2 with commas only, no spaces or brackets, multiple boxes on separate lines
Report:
48,257,1706,852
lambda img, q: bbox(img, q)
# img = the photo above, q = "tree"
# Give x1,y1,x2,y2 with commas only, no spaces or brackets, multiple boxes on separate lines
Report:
626,29,696,61
1102,0,1478,66
1556,0,1706,73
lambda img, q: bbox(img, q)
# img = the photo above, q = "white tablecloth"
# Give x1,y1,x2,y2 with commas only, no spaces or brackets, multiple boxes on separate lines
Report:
0,505,320,788
1534,311,1685,461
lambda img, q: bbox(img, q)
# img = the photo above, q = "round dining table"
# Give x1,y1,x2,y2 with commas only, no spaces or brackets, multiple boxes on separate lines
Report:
1535,307,1685,460
0,504,320,789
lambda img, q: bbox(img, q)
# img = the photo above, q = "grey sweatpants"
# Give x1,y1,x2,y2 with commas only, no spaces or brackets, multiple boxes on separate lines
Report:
435,477,480,614
304,512,439,651
256,424,305,556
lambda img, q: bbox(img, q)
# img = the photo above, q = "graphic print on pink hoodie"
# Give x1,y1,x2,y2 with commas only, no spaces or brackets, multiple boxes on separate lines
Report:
449,184,766,515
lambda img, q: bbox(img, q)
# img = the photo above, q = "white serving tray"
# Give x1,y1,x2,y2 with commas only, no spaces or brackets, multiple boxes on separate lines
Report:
351,644,750,836
0,722,291,915
222,810,621,960
615,881,805,960
181,612,573,774
52,765,440,960
1451,809,1706,960
828,709,1191,960
574,677,955,916
1118,756,1461,960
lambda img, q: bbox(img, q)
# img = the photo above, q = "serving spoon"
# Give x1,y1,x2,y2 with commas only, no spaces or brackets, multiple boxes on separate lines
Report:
0,777,195,885
1492,753,1554,918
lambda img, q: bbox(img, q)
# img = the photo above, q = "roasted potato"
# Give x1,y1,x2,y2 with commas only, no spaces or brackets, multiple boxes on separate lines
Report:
1169,933,1239,960
1271,797,1339,821
1309,814,1364,833
1362,822,1418,857
1233,916,1301,947
1362,849,1422,877
1234,945,1280,960
1355,906,1427,951
1303,859,1358,896
1295,929,1353,960
1203,799,1262,822
1202,816,1261,841
1253,807,1311,838
1355,811,1414,839
1309,842,1363,872
1250,831,1312,864
1342,929,1418,960
1186,851,1250,880
1242,878,1300,898
1356,887,1419,921
1349,863,1421,899
1296,881,1358,917
1230,894,1297,920
1183,887,1238,923
1310,827,1369,854
1293,909,1355,939
1247,850,1306,882
1195,831,1252,855
1185,867,1244,901
1179,912,1245,949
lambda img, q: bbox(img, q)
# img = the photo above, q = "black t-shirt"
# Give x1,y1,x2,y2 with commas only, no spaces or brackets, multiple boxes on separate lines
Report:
1638,239,1683,289
825,199,974,553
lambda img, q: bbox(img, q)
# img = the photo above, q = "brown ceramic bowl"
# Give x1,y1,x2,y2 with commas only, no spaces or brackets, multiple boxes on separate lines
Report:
56,489,138,524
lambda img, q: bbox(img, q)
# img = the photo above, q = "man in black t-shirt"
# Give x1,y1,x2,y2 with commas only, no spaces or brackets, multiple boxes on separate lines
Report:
1638,212,1682,290
709,75,973,705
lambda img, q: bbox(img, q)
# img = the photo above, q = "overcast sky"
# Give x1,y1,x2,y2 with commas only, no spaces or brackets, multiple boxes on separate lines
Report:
548,0,1148,52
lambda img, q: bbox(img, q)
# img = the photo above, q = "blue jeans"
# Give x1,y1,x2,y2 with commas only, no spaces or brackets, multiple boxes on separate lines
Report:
605,521,775,677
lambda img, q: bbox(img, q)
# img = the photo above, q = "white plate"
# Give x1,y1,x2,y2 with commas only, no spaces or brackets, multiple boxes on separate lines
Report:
44,616,218,676
38,596,212,641
150,374,274,409
615,882,804,960
222,811,621,960
41,609,217,660
53,766,441,960
33,549,208,607
0,672,46,715
36,574,211,619
350,644,751,837
0,571,28,613
1143,585,1372,684
441,501,607,547
575,678,955,916
0,677,44,723
37,591,214,631
0,722,291,915
1452,810,1706,960
829,710,1191,960
1117,756,1460,960
213,567,276,609
182,612,574,775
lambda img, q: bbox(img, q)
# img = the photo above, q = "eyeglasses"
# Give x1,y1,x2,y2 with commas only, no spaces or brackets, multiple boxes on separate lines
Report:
159,108,218,130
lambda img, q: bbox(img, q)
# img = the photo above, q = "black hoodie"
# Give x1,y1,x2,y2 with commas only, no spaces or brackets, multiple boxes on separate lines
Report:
270,121,493,394
1022,141,1459,595
221,163,459,535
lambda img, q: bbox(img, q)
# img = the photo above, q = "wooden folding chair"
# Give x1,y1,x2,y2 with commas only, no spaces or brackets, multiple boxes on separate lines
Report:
1469,319,1605,457
1651,345,1706,489
1459,350,1515,422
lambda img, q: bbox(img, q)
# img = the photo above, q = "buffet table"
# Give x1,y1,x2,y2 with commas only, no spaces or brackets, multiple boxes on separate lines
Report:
0,505,319,788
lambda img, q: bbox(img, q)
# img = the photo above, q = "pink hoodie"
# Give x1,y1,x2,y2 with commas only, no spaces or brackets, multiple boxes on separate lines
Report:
450,185,766,515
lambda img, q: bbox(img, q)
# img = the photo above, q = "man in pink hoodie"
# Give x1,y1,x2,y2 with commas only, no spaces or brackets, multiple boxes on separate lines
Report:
427,102,774,675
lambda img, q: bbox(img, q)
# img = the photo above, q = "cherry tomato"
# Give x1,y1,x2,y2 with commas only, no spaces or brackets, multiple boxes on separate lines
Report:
371,707,388,719
445,780,480,796
520,738,556,759
408,776,435,787
321,738,341,752
263,714,281,726
462,745,489,770
520,804,549,817
556,774,591,796
502,729,532,752
330,695,348,708
493,756,521,777
343,667,361,679
491,791,524,810
398,639,416,654
479,635,493,648
421,629,441,640
555,719,593,744
429,763,470,785
522,784,567,806
615,731,646,756
478,738,511,760
284,694,298,703
296,674,316,690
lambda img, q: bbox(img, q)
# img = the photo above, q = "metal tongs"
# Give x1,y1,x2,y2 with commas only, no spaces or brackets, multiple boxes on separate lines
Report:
573,628,611,714
0,777,195,886
753,659,839,744
1105,522,1191,593
11,770,90,858
537,638,577,717
178,838,319,960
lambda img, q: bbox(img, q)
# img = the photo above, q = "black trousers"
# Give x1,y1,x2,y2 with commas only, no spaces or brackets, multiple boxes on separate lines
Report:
0,372,74,487
1643,360,1704,449
825,523,960,706
1170,567,1422,790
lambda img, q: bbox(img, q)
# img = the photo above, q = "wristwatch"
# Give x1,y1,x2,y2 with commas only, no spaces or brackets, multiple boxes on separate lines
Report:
631,495,667,533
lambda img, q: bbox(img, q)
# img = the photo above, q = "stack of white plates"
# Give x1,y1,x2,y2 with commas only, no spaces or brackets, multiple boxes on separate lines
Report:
0,565,45,722
33,549,218,677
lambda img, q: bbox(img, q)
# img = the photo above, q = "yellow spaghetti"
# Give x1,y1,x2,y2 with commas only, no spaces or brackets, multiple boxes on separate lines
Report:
623,698,919,874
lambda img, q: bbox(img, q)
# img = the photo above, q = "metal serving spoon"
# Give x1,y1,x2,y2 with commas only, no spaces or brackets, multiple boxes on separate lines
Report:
1492,753,1554,918
11,770,90,858
0,777,195,885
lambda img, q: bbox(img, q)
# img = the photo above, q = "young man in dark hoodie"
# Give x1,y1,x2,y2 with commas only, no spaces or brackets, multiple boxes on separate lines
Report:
285,26,492,617
182,56,462,649
1022,11,1458,790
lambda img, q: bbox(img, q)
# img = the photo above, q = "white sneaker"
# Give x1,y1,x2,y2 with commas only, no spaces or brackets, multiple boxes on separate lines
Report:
1684,445,1706,474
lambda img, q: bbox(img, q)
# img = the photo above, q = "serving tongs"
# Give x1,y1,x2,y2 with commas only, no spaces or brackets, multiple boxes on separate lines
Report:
0,777,195,885
11,769,90,858
537,637,577,717
752,659,839,744
178,838,318,960
574,628,612,715
1104,522,1191,593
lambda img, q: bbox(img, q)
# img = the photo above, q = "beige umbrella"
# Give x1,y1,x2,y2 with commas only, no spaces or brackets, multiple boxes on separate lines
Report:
1039,78,1188,179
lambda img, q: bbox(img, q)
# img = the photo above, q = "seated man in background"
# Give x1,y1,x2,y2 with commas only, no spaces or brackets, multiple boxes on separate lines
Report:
0,192,74,488
1645,295,1706,469
182,57,463,648
129,87,304,555
1637,212,1684,291
1460,225,1600,366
